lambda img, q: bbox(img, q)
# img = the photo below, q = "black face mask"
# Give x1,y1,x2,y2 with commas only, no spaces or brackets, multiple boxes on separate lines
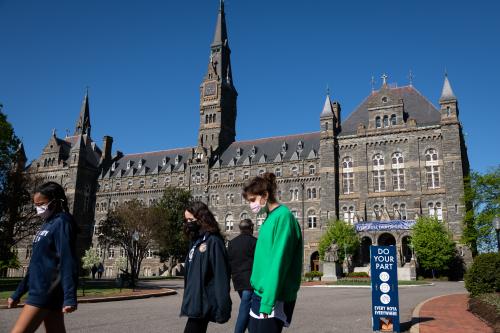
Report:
185,221,201,233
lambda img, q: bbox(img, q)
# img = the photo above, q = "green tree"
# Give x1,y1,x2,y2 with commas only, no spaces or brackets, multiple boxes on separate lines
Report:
98,200,161,286
462,167,500,255
153,187,192,275
411,216,456,278
81,248,101,271
318,220,359,263
0,107,41,275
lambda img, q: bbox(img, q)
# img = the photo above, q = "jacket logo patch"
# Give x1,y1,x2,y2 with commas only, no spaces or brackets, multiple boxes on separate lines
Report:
199,243,207,253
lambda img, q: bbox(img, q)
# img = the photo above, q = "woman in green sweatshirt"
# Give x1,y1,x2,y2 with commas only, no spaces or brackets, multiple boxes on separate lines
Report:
242,172,303,333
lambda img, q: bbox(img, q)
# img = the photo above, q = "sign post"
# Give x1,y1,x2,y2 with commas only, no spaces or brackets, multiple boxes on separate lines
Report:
370,245,400,332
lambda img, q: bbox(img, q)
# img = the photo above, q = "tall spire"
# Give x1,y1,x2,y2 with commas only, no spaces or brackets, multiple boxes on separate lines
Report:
74,88,91,136
212,0,227,47
440,73,456,101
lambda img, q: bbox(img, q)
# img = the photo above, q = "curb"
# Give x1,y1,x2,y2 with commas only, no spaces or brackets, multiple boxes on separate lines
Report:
302,283,434,288
409,292,468,333
0,288,177,310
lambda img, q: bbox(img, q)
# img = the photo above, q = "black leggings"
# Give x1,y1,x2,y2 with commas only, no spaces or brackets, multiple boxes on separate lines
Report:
248,317,284,333
184,318,209,333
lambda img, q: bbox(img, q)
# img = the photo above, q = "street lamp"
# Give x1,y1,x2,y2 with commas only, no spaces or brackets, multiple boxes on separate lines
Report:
131,231,140,288
493,217,500,253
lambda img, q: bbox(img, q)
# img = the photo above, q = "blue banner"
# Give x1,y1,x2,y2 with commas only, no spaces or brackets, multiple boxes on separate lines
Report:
370,246,400,332
355,220,416,232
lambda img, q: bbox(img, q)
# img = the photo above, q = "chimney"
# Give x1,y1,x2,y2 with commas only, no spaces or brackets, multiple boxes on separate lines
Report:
102,136,113,162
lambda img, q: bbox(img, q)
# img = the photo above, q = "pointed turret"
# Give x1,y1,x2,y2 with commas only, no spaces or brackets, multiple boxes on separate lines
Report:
211,0,228,48
439,73,459,120
74,89,91,136
440,74,456,102
320,93,334,118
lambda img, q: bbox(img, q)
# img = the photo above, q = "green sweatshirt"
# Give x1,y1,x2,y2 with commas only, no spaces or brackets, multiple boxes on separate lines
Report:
250,205,303,314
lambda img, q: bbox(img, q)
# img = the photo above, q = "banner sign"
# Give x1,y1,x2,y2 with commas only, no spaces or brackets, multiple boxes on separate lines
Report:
355,220,416,232
370,246,400,332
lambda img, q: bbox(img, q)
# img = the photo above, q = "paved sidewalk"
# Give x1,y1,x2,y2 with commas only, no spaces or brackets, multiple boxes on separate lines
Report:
411,293,494,333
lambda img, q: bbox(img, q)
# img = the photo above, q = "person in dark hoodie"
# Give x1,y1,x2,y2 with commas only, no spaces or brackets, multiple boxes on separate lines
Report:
180,201,232,333
7,181,78,333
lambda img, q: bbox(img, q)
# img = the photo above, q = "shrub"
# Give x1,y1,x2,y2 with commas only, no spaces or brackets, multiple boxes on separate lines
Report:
304,271,323,281
347,272,369,278
465,253,500,296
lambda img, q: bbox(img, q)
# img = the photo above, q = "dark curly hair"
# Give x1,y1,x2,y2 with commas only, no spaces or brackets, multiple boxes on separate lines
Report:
242,172,278,203
184,201,221,236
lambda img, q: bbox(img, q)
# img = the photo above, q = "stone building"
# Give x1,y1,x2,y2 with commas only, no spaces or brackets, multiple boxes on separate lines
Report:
9,2,469,278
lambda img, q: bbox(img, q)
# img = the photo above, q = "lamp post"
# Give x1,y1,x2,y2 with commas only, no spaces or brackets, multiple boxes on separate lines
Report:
132,231,139,288
493,217,500,253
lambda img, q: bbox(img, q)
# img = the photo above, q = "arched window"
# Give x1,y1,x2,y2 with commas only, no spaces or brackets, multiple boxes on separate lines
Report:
240,212,248,220
393,203,407,220
373,204,383,220
256,213,266,230
152,178,158,188
205,115,209,124
391,152,405,191
115,182,121,190
225,214,234,232
307,210,317,229
372,154,386,192
212,173,219,183
390,114,397,125
258,169,265,176
383,115,389,127
428,202,443,221
343,206,355,224
243,170,249,180
290,188,299,201
275,167,282,177
375,116,381,128
127,180,133,189
291,166,299,177
164,176,171,185
309,165,316,175
139,180,145,188
228,172,234,182
425,149,440,189
342,157,354,194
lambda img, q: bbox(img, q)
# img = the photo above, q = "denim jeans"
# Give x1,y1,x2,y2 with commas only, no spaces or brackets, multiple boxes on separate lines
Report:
234,290,253,333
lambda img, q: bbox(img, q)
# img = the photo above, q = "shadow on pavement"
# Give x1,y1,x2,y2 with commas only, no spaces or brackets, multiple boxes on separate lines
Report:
401,317,434,332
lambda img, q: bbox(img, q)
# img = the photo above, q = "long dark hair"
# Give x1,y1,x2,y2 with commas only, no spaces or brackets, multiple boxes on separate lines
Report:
184,201,221,236
242,172,278,203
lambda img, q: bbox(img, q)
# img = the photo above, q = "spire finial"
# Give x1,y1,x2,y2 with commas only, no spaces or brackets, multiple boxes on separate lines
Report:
52,128,57,137
381,73,388,86
371,75,375,92
408,69,414,86
326,84,330,96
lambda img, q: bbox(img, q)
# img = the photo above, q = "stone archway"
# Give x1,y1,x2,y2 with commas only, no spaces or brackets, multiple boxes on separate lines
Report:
360,236,372,265
310,251,319,272
378,233,396,246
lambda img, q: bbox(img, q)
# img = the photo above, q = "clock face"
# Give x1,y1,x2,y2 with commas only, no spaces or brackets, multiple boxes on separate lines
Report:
204,82,217,96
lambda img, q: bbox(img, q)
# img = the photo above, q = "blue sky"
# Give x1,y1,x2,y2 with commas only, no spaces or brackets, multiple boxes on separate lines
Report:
0,0,499,173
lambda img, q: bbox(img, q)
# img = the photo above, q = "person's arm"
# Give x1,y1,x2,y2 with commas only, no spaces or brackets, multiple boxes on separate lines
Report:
54,217,78,309
258,215,295,314
9,268,30,305
209,237,232,323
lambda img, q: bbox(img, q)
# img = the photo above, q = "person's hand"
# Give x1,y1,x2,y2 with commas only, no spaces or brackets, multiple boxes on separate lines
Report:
62,305,77,313
7,298,18,308
260,313,269,319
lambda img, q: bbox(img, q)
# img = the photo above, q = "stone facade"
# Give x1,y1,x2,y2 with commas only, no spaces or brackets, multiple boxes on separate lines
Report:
8,3,469,278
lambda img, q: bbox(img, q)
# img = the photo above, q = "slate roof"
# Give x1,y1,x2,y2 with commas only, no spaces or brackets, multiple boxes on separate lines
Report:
217,132,320,168
340,85,441,136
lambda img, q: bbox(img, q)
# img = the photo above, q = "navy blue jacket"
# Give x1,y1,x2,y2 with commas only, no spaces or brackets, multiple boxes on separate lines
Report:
180,232,232,323
11,212,78,309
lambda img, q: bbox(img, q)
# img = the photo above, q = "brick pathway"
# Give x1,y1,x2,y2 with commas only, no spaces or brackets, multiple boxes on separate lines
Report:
416,293,494,333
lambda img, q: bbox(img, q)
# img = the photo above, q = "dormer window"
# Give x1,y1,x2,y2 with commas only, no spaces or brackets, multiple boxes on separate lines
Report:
126,161,132,169
162,157,167,166
297,140,304,151
390,114,397,126
382,96,388,103
111,162,116,171
375,117,381,128
281,142,288,153
236,148,242,158
250,146,257,157
383,115,389,127
175,155,180,165
138,159,143,169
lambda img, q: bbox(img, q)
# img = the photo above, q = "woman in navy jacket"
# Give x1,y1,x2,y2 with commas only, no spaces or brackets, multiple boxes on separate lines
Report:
8,181,78,333
180,201,232,333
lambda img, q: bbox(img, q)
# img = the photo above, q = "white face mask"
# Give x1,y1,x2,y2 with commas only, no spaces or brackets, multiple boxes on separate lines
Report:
36,201,54,220
250,196,267,214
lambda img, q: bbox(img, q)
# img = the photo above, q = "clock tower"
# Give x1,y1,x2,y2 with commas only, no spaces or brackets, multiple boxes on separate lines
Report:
198,0,238,157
